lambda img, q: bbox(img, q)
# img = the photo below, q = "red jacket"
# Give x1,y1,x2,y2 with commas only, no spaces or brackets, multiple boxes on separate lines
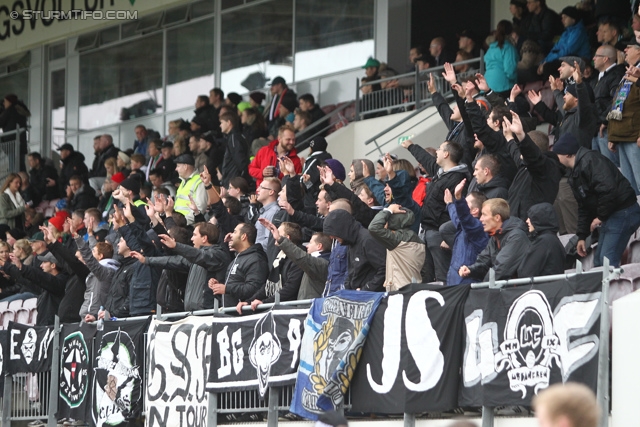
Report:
248,139,302,187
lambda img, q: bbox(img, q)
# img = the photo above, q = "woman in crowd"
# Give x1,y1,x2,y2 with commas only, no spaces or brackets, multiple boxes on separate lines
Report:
484,20,519,98
104,157,119,179
0,173,26,229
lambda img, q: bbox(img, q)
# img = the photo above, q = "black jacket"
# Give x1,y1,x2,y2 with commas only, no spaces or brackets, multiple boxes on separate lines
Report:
4,262,68,326
146,242,231,312
520,6,563,54
47,241,88,324
507,135,563,220
591,64,626,126
30,164,60,201
301,151,332,213
0,103,29,143
155,156,177,182
193,104,220,133
569,147,638,240
220,129,251,187
466,100,518,184
407,144,471,230
468,216,531,281
518,203,566,277
120,223,161,316
323,209,387,292
533,84,599,148
69,184,99,211
90,144,119,178
247,251,304,304
224,244,269,306
477,176,510,199
60,151,89,193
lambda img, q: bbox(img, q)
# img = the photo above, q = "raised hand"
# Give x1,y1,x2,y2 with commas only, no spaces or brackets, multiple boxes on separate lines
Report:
188,194,199,215
509,84,522,101
387,203,406,214
400,139,413,149
200,165,212,186
9,253,22,270
159,233,177,249
444,188,453,205
454,178,466,200
475,73,490,92
144,203,156,219
572,61,583,84
130,250,146,264
123,200,135,223
279,156,296,176
383,154,395,179
451,83,465,99
442,62,457,85
527,90,542,106
166,196,175,216
40,225,55,244
153,194,166,214
66,217,78,236
258,218,281,240
504,111,525,141
427,73,437,94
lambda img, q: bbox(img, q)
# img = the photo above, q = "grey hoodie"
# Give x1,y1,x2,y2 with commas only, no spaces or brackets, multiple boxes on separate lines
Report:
80,257,120,318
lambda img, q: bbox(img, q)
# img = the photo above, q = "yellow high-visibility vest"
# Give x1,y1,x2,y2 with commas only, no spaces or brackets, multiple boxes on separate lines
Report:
175,173,202,216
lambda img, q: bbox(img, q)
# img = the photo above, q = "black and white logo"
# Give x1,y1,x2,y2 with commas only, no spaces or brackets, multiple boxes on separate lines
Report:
93,329,141,427
249,314,282,397
60,331,90,408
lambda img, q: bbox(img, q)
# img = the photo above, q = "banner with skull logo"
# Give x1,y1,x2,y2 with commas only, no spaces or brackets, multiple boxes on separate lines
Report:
6,321,54,373
459,272,603,407
92,317,149,427
58,322,96,423
206,308,308,396
290,290,384,421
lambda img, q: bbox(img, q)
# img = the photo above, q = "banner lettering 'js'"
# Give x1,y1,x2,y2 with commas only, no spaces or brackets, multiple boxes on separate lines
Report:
207,309,308,397
350,285,470,413
146,316,212,427
460,273,603,407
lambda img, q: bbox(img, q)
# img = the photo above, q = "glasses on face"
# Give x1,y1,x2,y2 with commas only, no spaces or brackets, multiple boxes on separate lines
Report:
259,186,272,191
593,54,606,58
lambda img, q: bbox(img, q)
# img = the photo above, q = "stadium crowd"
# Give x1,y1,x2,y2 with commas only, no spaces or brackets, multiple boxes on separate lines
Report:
0,0,639,329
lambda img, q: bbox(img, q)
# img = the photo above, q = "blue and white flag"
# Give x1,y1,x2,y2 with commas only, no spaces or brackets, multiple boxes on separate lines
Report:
290,290,384,420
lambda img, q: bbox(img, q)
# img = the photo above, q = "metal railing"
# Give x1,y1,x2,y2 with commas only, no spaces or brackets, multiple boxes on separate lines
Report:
0,260,619,427
0,125,26,182
294,101,355,151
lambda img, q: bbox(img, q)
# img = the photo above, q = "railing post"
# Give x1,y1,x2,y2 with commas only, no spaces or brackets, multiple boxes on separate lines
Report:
355,78,361,121
207,392,218,427
403,412,415,427
267,386,279,427
47,315,61,427
597,257,611,427
481,406,495,427
414,64,420,110
2,373,11,427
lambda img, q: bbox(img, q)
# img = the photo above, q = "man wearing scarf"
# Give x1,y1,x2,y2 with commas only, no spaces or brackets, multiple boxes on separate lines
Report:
607,38,640,195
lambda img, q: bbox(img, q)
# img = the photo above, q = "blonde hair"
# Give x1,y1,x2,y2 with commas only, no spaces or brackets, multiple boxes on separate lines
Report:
482,198,510,221
104,157,119,178
14,239,32,257
532,383,599,427
1,173,21,193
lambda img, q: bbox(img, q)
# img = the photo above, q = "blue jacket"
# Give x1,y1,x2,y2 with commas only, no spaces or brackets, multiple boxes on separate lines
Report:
543,20,590,63
323,241,348,296
484,41,519,93
447,198,489,286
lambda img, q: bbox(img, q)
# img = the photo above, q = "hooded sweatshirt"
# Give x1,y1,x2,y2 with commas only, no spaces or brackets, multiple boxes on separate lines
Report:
368,209,425,291
223,243,269,306
468,216,531,281
517,203,566,278
323,209,387,292
81,258,120,318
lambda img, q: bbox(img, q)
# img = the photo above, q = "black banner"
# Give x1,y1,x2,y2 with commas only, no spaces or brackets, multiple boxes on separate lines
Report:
206,308,308,397
146,316,213,427
58,323,96,422
350,284,470,413
0,330,7,397
6,322,54,374
91,317,150,427
459,273,602,407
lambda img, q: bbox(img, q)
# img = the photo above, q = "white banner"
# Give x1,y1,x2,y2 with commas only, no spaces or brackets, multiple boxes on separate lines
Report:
145,316,212,427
